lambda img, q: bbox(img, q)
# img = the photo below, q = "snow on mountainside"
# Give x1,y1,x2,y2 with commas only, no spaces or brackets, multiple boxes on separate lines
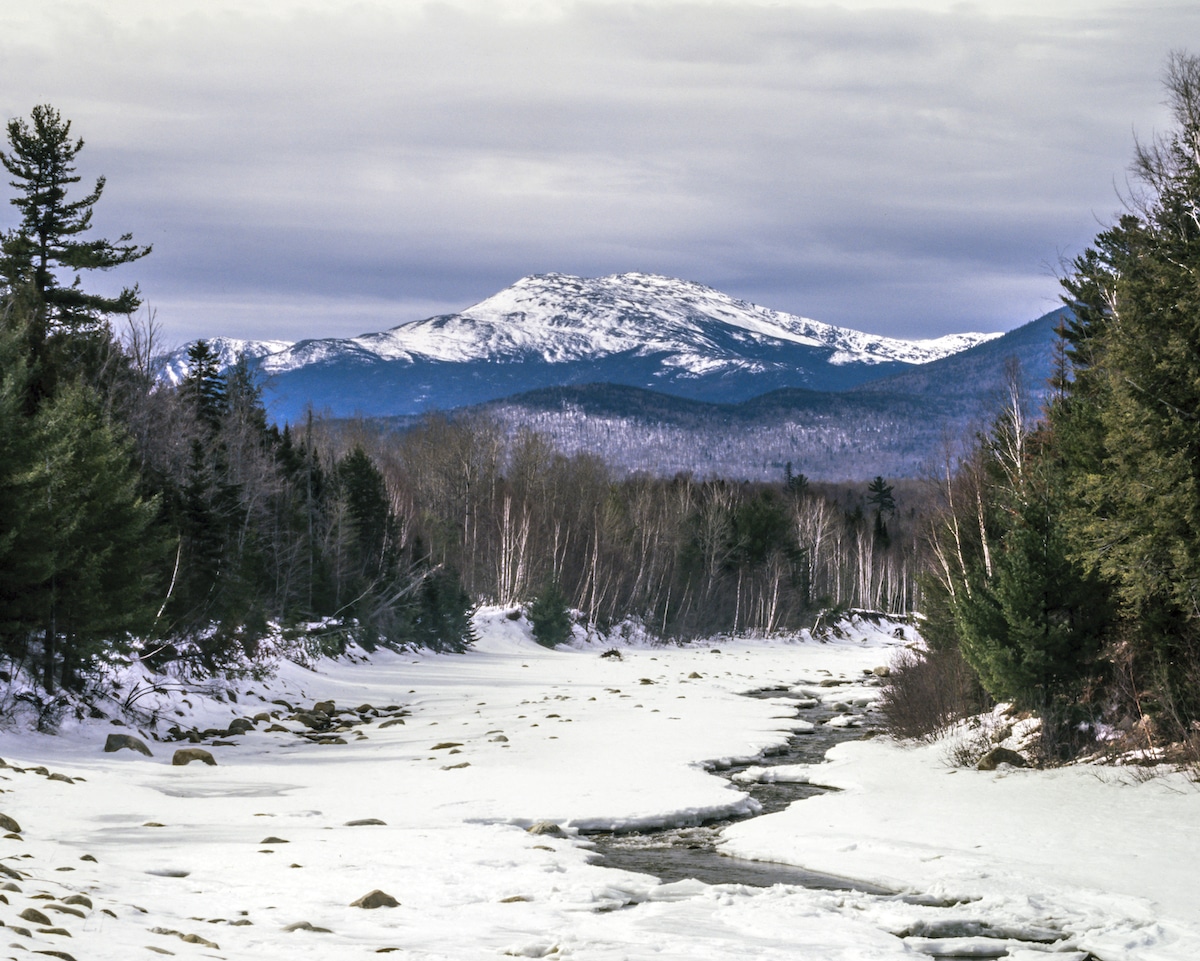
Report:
159,336,292,386
159,273,1005,420
256,272,1000,374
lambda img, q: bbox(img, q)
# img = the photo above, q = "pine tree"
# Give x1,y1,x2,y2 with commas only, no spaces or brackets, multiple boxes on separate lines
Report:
866,476,895,547
180,341,228,434
0,308,49,657
1055,51,1200,728
25,382,163,689
529,579,572,647
0,105,150,337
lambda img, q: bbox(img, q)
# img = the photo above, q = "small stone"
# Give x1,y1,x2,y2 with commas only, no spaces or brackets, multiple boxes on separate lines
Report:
0,813,21,833
45,904,86,918
976,747,1027,771
181,933,219,947
62,895,91,908
430,742,463,750
441,761,470,770
500,895,530,902
379,718,405,728
687,671,702,679
490,735,509,742
104,733,153,757
260,836,289,844
313,700,336,714
344,818,387,827
526,821,565,836
36,926,73,936
350,889,399,909
171,748,216,767
47,773,74,784
283,920,332,932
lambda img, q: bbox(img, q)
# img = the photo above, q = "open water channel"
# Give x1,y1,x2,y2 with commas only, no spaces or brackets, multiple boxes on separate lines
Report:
584,684,887,891
583,684,1102,961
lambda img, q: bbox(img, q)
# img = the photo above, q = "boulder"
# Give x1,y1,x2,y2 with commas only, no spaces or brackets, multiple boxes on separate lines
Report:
976,747,1027,771
0,813,20,834
104,733,153,757
293,711,330,730
172,748,217,767
227,718,255,735
350,889,399,909
18,906,52,925
345,818,387,826
313,700,336,714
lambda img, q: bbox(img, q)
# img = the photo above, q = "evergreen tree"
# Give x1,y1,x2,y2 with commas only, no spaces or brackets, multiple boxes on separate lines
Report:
0,105,150,336
0,309,48,657
867,475,895,547
180,340,228,434
1056,51,1200,728
25,382,162,689
529,579,573,647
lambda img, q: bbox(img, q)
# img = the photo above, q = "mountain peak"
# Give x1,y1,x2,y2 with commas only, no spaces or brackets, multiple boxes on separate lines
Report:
165,272,1004,420
342,271,999,369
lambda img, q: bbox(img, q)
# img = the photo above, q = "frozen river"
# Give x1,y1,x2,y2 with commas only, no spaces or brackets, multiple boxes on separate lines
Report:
0,610,1196,960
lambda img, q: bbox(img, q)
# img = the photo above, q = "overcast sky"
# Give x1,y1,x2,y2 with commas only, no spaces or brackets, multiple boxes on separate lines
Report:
2,0,1197,345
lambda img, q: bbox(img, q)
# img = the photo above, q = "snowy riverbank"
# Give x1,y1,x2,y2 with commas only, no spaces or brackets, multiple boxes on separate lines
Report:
0,611,1196,960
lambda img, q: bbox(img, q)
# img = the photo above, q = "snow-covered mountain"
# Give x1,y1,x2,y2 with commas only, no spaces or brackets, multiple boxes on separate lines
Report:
159,337,292,387
164,273,1002,421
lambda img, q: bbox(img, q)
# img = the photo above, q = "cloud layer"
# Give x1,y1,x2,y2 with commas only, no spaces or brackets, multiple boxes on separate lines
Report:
2,0,1196,343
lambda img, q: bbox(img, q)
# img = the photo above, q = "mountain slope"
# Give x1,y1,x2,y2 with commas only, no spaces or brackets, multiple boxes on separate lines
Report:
439,309,1065,481
163,273,1001,422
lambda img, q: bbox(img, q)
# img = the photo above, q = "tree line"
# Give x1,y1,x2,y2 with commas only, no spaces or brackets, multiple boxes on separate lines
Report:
917,53,1200,755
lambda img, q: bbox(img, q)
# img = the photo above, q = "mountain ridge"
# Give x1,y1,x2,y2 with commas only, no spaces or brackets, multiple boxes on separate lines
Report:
160,272,1003,421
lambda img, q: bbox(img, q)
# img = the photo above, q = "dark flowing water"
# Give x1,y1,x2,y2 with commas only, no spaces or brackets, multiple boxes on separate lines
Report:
585,686,891,892
582,683,1098,960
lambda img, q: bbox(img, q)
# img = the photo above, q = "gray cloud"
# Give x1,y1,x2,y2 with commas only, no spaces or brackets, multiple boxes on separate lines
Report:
2,1,1197,343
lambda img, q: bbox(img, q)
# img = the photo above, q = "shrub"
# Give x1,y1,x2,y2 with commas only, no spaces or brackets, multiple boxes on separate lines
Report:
529,580,573,648
879,646,990,740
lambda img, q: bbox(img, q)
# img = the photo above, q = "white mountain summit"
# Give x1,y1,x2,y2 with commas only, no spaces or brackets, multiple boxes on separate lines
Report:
164,272,1003,420
265,272,997,371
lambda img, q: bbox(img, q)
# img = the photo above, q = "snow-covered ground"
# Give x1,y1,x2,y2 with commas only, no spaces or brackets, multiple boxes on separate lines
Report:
0,611,1196,960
